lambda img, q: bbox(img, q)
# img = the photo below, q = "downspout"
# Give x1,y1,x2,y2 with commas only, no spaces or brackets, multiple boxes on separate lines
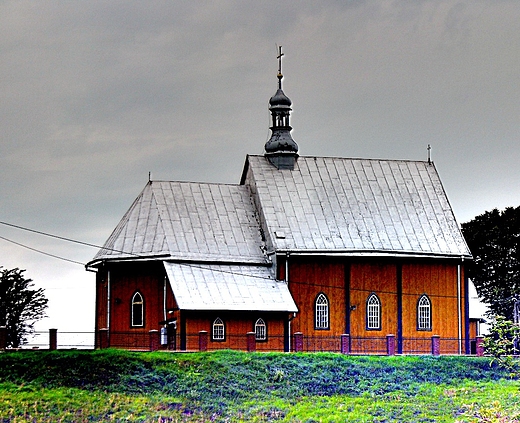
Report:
107,269,111,344
286,252,291,352
287,315,291,353
457,259,462,354
287,313,295,353
163,276,167,323
463,258,470,354
285,252,290,285
396,263,403,354
161,276,168,347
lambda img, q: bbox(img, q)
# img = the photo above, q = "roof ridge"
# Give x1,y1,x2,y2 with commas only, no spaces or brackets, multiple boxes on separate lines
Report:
248,154,431,164
149,179,245,188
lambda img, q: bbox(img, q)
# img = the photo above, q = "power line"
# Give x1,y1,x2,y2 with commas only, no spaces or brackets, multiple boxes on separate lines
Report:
0,220,141,258
0,220,105,250
0,220,469,298
0,235,85,266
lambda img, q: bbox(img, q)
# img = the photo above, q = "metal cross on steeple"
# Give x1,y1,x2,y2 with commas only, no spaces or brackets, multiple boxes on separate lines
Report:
277,45,284,89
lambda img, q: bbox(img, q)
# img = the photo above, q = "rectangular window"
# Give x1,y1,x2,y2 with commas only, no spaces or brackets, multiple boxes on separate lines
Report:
213,325,224,340
132,304,143,327
367,307,379,329
316,306,328,328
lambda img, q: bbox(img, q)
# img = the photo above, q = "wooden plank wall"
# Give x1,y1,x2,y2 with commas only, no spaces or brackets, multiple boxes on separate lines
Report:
401,263,464,340
349,262,398,338
285,256,467,353
184,312,286,351
95,271,108,333
96,257,468,353
98,263,177,334
287,257,346,336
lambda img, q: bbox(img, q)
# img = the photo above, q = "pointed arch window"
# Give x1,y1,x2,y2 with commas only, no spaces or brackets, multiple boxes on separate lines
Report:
417,295,432,331
131,292,144,327
255,318,267,341
366,293,381,331
315,293,330,330
212,317,225,341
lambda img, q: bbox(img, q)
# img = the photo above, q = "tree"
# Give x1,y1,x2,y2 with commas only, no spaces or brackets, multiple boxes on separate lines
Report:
482,316,519,375
0,267,48,347
461,206,520,320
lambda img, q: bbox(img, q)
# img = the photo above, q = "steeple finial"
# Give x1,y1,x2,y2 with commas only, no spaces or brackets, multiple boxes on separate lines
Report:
277,45,284,89
264,46,298,170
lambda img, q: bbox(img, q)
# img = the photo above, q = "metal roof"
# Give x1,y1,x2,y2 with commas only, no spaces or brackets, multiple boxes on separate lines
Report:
90,181,268,265
164,262,297,312
89,154,471,312
243,155,471,258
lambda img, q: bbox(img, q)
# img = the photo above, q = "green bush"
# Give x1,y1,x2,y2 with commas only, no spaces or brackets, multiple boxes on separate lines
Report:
483,316,520,375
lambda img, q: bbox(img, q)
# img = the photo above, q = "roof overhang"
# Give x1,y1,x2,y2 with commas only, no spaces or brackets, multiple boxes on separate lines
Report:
270,249,473,261
85,253,172,270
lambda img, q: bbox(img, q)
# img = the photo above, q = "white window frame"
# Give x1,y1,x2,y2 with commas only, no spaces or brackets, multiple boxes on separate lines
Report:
366,293,381,331
417,295,432,331
254,318,267,341
131,292,144,327
315,293,330,330
212,317,225,341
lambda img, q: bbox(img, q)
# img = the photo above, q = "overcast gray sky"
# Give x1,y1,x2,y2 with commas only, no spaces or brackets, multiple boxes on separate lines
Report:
1,1,518,335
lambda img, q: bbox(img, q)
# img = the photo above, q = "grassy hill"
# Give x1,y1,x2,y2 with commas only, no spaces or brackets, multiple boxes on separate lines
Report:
0,349,518,422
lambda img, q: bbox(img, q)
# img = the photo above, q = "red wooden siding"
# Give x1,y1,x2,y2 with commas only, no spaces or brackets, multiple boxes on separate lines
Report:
95,263,177,349
349,262,398,338
286,257,346,336
401,263,465,338
182,312,286,351
95,257,469,354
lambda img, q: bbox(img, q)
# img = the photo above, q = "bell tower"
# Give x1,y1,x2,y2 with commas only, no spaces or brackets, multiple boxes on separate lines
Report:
264,46,299,170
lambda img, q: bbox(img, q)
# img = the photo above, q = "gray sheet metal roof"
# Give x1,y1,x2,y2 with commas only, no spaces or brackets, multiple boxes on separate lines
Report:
90,181,268,265
244,155,471,258
164,262,297,312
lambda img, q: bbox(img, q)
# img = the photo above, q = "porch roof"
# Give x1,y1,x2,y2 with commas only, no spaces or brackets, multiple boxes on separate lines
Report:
163,261,297,312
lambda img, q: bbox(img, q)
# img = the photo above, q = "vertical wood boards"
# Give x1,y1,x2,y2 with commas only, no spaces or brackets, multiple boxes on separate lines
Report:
96,257,468,354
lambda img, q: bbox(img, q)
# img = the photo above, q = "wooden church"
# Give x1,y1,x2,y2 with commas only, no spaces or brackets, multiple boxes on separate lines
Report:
87,50,473,354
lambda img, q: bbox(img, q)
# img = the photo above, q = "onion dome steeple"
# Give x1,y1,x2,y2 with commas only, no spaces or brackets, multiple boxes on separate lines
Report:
264,46,298,170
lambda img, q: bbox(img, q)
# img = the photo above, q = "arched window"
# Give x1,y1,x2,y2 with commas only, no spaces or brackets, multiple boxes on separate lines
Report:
131,292,144,327
315,293,330,330
255,318,267,341
417,295,432,331
212,317,225,341
366,293,381,330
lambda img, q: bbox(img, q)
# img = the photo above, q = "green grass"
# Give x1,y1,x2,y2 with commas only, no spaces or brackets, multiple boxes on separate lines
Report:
0,349,518,422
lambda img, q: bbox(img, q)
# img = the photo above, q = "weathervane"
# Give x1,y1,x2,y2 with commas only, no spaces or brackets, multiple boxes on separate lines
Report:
277,45,284,89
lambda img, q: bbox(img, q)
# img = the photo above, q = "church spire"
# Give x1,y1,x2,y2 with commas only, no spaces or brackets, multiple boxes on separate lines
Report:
264,46,299,170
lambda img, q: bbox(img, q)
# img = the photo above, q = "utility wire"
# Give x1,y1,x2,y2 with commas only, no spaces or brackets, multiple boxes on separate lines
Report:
0,220,140,257
0,226,458,303
0,220,466,296
0,220,106,250
0,235,85,266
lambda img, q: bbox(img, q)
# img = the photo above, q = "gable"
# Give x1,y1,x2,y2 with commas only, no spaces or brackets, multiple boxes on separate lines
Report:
243,155,471,258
